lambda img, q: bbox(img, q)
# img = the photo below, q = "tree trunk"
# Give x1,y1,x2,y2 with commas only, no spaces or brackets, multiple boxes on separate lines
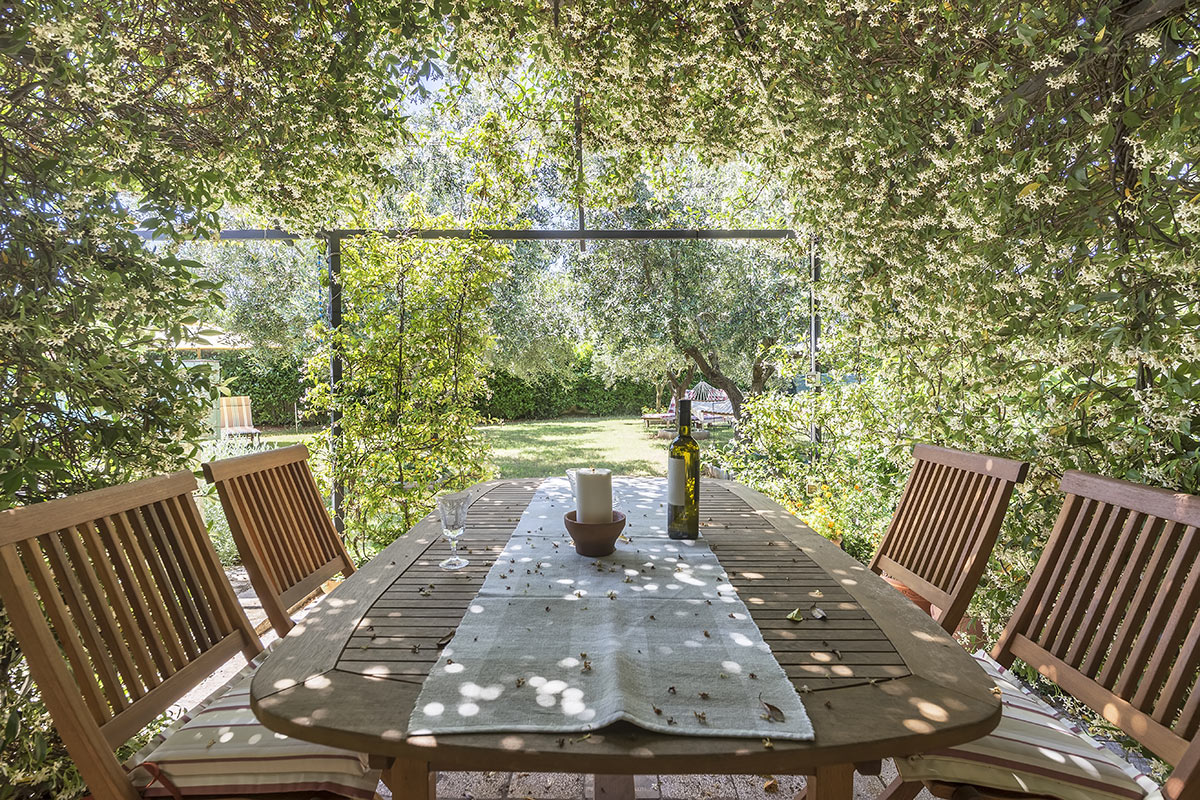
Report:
680,345,745,419
680,337,776,420
666,365,695,405
750,337,778,395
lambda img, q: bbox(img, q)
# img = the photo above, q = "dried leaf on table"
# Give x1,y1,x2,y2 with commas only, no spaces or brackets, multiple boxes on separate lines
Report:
786,608,805,623
811,606,828,620
763,778,779,794
758,694,786,722
436,631,454,648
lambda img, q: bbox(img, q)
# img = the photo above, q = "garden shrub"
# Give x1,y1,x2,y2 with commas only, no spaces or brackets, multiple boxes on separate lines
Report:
213,351,310,428
479,356,656,420
1,604,85,799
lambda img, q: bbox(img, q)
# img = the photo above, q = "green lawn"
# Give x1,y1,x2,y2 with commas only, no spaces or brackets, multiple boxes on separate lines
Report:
259,418,734,480
258,426,324,446
481,416,733,479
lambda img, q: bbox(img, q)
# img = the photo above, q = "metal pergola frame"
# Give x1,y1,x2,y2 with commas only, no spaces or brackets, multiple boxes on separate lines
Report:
144,225,817,534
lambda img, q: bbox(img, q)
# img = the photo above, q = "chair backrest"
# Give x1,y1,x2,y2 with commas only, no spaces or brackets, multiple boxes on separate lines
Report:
994,470,1200,795
870,444,1029,633
219,395,254,432
0,472,262,800
202,444,355,635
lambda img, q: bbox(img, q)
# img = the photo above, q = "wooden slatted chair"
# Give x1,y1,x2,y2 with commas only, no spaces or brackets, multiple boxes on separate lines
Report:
218,395,260,440
870,444,1030,633
0,471,378,799
203,444,355,636
888,470,1200,800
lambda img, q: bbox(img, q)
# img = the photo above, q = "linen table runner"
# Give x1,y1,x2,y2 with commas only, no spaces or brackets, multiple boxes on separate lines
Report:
407,478,814,741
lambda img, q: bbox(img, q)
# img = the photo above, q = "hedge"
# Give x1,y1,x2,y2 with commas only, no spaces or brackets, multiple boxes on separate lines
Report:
478,361,656,420
212,352,309,427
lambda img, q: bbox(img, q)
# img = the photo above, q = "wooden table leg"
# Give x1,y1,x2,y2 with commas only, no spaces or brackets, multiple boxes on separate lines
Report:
793,760,883,800
594,774,635,800
382,757,435,800
804,763,854,800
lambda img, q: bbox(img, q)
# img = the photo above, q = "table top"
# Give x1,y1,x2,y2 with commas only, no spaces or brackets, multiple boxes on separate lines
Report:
251,478,1000,774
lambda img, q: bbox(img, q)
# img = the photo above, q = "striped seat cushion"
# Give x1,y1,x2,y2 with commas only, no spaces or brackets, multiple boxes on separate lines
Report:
897,651,1159,800
127,647,378,798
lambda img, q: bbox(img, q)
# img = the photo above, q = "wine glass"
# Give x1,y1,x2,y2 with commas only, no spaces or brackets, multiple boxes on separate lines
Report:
437,491,470,570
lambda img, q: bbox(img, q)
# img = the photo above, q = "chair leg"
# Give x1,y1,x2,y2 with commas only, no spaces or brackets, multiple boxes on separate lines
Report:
594,774,635,799
382,758,435,800
877,775,924,800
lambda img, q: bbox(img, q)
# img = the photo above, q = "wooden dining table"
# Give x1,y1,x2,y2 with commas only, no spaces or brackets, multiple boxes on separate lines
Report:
250,478,1001,800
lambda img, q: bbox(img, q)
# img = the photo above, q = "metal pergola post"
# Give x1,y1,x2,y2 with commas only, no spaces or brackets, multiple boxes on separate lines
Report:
327,234,345,535
574,96,586,253
809,234,822,459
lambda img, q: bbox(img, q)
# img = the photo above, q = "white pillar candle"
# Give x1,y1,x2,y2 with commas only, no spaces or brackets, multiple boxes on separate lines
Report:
575,468,613,523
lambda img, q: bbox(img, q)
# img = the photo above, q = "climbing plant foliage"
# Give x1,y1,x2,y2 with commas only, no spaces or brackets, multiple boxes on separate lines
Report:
307,225,509,560
448,1,1200,640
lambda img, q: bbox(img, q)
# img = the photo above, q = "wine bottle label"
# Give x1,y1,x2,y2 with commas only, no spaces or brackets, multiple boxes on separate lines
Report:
667,457,686,506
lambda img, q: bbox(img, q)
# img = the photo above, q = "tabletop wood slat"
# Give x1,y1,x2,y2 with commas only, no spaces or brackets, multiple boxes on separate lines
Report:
338,484,909,689
252,477,1000,776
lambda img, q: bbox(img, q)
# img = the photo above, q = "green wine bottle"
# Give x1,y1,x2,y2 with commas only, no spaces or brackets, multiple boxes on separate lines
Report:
667,399,700,539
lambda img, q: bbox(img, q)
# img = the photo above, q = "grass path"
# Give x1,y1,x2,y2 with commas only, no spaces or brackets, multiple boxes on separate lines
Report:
481,416,732,479
260,417,733,480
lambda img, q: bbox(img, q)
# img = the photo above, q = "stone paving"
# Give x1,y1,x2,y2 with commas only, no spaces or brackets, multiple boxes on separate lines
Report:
374,762,936,800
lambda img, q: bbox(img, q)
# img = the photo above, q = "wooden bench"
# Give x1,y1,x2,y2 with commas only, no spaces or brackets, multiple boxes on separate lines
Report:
887,470,1200,800
203,444,356,636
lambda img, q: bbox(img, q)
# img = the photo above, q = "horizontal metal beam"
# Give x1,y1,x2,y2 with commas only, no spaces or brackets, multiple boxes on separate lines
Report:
135,228,795,242
134,228,299,241
404,229,796,241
